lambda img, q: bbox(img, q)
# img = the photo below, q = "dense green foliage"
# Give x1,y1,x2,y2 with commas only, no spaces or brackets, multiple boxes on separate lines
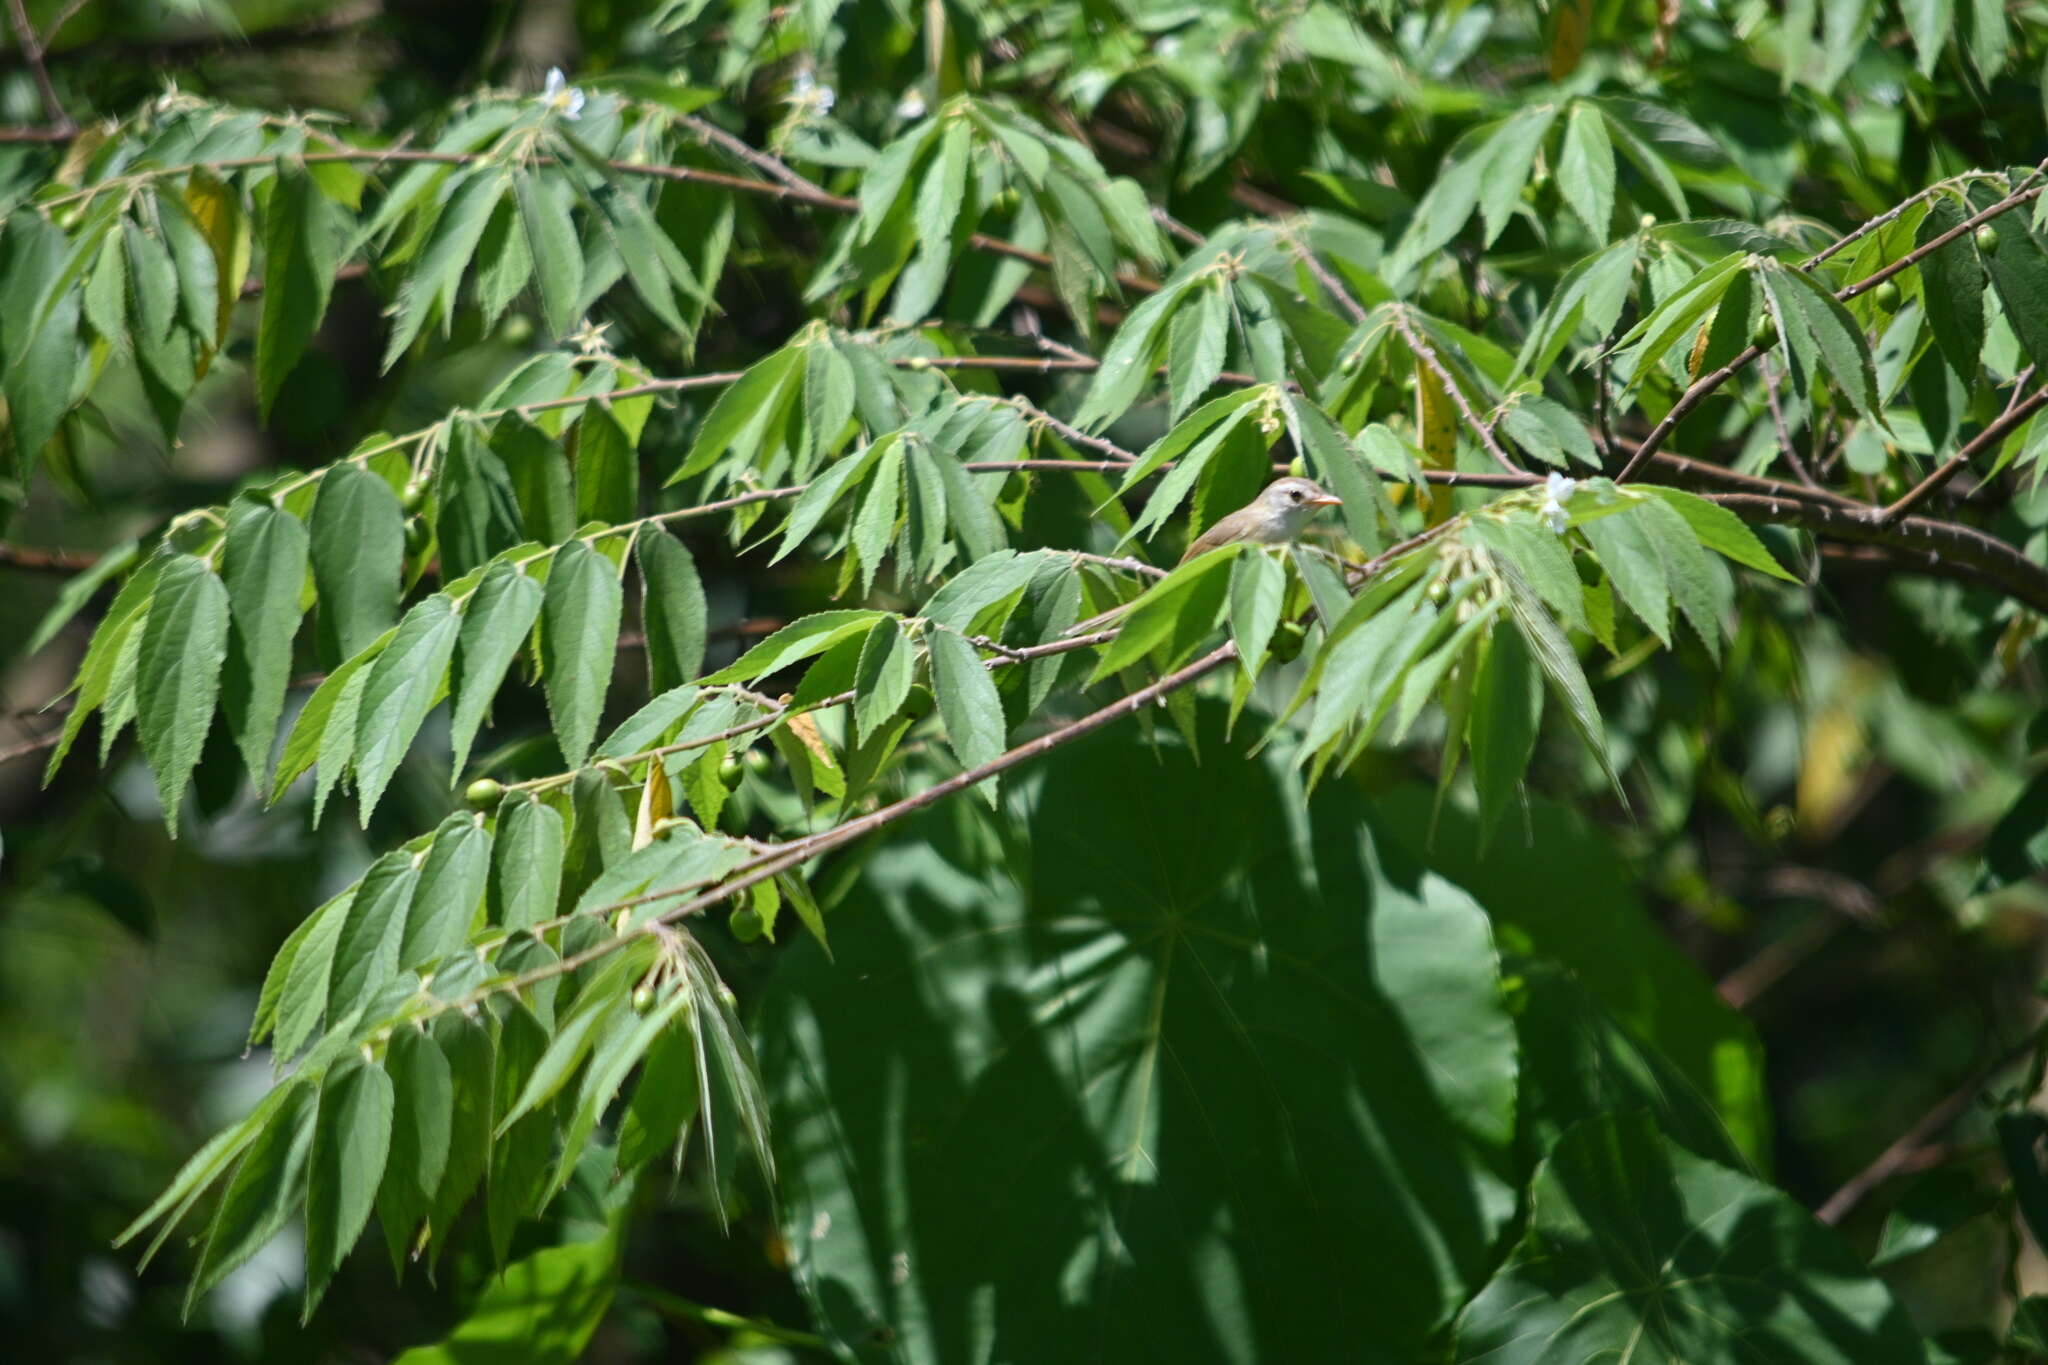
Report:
11,0,2048,1359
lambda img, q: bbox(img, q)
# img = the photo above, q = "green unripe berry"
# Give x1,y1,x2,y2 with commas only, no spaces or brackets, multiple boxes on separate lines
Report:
400,480,428,514
1977,224,2001,253
1871,279,1901,311
1750,316,1777,350
730,907,764,942
902,685,936,721
496,314,535,346
989,188,1020,214
1269,620,1309,665
464,778,503,808
743,746,772,774
1287,455,1306,479
719,756,745,788
631,984,655,1013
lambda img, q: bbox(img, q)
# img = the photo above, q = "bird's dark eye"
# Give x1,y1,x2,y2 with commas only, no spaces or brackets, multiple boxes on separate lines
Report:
1289,489,1303,502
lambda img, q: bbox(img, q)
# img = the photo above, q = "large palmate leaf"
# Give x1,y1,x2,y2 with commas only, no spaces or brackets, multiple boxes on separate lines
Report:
1452,1112,1926,1363
762,707,1518,1362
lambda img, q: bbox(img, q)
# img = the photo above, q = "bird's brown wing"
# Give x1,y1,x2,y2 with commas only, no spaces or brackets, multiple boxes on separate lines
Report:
1179,506,1263,564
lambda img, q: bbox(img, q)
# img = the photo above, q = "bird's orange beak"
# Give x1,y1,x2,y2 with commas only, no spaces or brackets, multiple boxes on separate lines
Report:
1307,494,1342,507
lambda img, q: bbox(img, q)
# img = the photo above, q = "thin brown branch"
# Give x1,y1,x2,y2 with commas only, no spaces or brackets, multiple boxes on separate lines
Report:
1817,1023,2044,1225
1392,308,1521,475
0,541,97,573
1290,240,1368,325
1710,492,2048,613
1756,356,1823,490
1616,173,2048,484
1874,378,2048,527
677,112,827,198
437,641,1241,1019
4,0,72,133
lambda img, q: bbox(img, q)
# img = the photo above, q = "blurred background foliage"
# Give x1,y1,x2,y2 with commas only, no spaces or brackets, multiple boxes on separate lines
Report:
8,0,2048,1361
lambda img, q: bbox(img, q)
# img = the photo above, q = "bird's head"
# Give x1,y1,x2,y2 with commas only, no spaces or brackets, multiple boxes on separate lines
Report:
1259,476,1342,531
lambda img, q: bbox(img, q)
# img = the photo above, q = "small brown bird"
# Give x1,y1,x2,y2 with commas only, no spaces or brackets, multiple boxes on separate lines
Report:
1067,478,1343,637
1177,476,1342,563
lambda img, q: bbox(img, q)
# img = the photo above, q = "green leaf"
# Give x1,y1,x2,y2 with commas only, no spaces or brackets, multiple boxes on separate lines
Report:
311,462,405,665
1636,495,1730,658
764,712,1516,1361
1072,278,1194,430
851,437,904,593
402,813,491,966
1612,252,1744,389
516,171,585,339
614,1015,704,1178
0,213,79,475
926,627,1004,794
1579,508,1671,645
136,553,230,832
220,501,309,783
1498,559,1619,798
385,169,508,368
449,558,543,779
576,171,701,338
1167,281,1229,418
375,1025,454,1274
1638,485,1798,581
1228,547,1286,680
1598,100,1687,219
1775,264,1885,422
1917,196,1984,383
671,345,803,483
913,119,971,252
390,1222,621,1365
1468,516,1587,633
572,404,636,528
498,975,630,1135
268,626,386,802
1516,237,1639,381
1902,0,1954,76
258,163,346,418
186,1083,318,1312
539,539,623,768
273,889,352,1065
328,850,420,1025
492,798,565,932
637,528,707,694
851,618,914,744
1973,198,2048,377
552,985,691,1196
1469,625,1542,845
434,419,523,582
303,1059,395,1316
1476,104,1559,246
425,1011,494,1262
353,594,461,821
113,1079,296,1261
701,609,886,684
1453,1112,1924,1363
1385,120,1494,276
1088,547,1238,682
1557,101,1615,241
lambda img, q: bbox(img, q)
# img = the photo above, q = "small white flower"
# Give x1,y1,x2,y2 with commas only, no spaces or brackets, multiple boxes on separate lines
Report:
786,67,835,115
1539,471,1578,535
895,90,927,120
567,318,612,355
542,67,586,121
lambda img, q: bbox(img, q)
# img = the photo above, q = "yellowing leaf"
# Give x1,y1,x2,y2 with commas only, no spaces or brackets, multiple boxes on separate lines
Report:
1416,362,1456,525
